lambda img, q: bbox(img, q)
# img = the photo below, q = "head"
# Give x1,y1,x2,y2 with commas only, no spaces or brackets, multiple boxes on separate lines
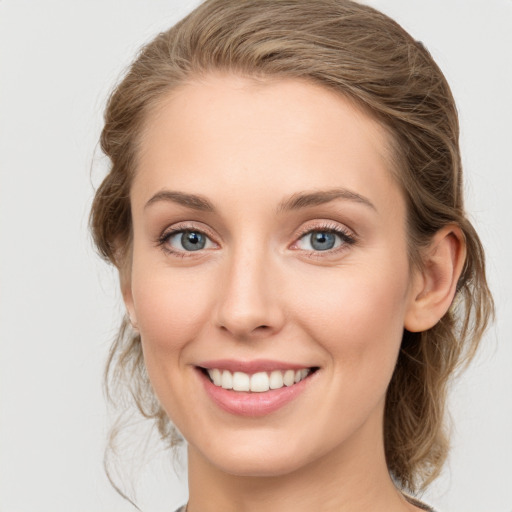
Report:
90,0,493,494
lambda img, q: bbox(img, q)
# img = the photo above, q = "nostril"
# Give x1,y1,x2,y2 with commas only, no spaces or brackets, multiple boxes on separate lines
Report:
252,325,273,336
219,323,274,339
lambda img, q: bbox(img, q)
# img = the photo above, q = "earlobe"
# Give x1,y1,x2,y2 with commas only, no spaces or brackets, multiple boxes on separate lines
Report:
404,225,466,333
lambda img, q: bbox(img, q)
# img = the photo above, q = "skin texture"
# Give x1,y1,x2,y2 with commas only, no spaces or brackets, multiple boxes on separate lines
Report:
123,75,464,512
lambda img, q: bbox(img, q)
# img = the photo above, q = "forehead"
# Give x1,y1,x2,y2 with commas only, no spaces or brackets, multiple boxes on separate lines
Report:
133,74,402,215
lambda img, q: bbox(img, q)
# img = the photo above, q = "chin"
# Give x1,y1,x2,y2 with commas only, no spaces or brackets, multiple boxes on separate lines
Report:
189,430,326,479
210,452,309,478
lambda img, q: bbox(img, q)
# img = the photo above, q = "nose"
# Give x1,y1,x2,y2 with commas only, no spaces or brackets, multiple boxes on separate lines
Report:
214,246,285,340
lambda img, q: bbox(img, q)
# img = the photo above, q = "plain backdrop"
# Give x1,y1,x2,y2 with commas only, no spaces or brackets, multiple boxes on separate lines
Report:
0,1,511,511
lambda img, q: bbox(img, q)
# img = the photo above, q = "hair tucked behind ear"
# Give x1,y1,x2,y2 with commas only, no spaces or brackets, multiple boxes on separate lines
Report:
90,0,494,496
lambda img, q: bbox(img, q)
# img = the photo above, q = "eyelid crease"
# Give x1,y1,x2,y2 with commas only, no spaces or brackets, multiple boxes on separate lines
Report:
157,221,217,242
293,220,357,242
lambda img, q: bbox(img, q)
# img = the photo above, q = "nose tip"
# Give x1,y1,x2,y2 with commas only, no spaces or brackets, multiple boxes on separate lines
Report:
216,289,282,339
214,257,284,340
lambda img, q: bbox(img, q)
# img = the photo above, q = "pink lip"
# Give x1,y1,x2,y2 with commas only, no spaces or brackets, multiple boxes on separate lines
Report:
196,364,318,417
197,359,311,374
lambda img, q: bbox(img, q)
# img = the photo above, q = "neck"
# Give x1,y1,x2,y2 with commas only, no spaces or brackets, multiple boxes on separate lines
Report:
186,412,416,512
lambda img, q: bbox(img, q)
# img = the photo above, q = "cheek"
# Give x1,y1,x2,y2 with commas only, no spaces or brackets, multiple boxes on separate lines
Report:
131,266,214,354
130,266,216,419
288,264,411,441
296,262,410,373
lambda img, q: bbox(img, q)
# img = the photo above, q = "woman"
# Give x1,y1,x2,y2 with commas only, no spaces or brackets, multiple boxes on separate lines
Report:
90,1,493,511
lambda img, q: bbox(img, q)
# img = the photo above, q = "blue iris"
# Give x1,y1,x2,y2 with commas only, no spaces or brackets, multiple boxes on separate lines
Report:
310,231,336,251
181,231,206,251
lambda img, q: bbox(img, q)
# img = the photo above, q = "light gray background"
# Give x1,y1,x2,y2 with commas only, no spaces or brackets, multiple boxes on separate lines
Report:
0,1,511,511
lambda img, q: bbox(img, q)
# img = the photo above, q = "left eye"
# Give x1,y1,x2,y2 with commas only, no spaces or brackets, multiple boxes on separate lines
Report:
167,230,214,252
296,230,344,251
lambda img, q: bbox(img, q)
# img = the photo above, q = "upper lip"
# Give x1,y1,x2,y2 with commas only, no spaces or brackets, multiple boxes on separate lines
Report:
197,359,316,374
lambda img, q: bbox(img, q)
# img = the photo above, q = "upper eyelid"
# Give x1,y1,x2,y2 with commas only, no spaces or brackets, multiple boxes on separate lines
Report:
290,221,357,251
293,220,356,239
160,221,218,240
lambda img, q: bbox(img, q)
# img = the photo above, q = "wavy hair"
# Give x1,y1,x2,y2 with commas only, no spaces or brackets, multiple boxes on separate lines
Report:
90,0,494,495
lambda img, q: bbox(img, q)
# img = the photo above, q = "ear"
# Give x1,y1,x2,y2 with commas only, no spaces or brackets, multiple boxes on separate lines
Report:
404,225,466,333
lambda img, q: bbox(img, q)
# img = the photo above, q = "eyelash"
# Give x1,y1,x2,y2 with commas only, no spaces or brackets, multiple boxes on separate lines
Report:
292,222,357,257
156,223,218,258
156,221,357,258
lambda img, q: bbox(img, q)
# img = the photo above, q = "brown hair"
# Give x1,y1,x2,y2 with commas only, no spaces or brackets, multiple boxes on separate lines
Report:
90,0,494,495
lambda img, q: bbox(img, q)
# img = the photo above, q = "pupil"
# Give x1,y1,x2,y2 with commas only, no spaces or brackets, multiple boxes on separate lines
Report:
311,232,335,251
182,231,206,251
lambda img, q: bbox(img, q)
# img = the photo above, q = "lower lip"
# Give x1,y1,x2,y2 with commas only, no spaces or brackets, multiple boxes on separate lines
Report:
198,369,315,417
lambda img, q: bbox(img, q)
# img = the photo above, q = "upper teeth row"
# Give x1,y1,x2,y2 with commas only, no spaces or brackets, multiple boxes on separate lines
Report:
207,368,311,392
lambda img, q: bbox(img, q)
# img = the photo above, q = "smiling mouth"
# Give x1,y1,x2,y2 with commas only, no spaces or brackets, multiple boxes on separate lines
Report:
199,367,319,393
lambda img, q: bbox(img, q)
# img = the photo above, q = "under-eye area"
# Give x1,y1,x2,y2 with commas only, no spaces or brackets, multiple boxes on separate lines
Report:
199,367,320,393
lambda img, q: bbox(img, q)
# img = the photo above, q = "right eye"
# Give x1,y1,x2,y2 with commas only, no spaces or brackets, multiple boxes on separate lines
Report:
163,229,216,253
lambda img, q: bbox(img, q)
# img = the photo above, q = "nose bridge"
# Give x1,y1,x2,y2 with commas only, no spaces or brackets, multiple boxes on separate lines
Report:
215,238,283,338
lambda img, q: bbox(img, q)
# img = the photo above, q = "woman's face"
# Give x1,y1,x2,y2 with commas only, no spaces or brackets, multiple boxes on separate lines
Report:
125,75,420,476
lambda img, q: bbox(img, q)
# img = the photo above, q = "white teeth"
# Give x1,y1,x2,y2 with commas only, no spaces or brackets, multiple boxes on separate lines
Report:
207,368,312,392
233,371,250,391
221,370,233,389
210,368,222,386
250,372,270,392
269,370,284,389
283,369,295,387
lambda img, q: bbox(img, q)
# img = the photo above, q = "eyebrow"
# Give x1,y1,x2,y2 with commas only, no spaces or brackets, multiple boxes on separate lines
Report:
145,190,215,212
277,188,376,213
144,187,376,213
